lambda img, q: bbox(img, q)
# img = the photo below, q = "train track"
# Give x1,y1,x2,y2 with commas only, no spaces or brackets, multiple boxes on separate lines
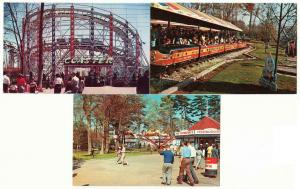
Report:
153,46,255,83
156,46,256,94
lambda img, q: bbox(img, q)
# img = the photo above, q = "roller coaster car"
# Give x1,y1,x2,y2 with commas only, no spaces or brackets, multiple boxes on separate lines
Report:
151,42,248,67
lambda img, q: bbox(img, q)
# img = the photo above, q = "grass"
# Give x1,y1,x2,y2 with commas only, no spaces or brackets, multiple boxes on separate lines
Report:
74,150,153,161
180,41,296,94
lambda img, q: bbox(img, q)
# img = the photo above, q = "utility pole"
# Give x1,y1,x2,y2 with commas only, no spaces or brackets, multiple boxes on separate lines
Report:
274,3,283,77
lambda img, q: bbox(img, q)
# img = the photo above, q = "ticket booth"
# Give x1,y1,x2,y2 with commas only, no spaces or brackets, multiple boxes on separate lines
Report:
175,116,220,147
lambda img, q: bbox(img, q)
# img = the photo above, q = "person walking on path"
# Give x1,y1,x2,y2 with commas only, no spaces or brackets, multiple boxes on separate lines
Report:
188,142,199,184
3,71,10,93
54,74,64,94
159,144,174,185
116,147,122,164
195,145,205,170
177,141,194,186
119,144,128,165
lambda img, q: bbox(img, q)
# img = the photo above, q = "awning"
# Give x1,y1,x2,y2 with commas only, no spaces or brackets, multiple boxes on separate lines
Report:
151,3,242,32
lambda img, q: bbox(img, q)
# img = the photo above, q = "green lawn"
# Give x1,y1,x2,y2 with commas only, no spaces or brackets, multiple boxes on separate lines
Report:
180,41,296,94
74,150,154,161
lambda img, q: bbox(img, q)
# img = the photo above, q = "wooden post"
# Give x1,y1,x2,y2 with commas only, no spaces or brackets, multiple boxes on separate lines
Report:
37,3,44,88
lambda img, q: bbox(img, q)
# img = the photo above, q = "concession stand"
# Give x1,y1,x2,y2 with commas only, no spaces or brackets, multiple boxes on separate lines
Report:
175,116,220,146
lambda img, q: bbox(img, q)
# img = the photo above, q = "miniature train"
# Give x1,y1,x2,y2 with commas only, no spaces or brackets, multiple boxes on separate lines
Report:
151,42,248,66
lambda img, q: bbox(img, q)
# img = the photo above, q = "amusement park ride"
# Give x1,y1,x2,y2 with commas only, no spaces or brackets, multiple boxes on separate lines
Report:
151,3,248,68
123,130,175,149
7,4,149,84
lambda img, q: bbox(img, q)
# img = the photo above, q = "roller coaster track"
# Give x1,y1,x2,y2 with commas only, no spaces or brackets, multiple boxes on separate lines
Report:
20,4,148,80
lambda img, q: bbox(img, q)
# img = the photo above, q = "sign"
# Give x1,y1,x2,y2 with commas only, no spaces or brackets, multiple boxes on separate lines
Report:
175,128,220,136
175,130,194,136
246,3,255,12
194,128,220,135
125,139,138,143
64,55,113,65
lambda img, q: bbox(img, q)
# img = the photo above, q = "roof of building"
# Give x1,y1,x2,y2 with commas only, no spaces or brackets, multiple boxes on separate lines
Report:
188,116,220,131
151,3,242,32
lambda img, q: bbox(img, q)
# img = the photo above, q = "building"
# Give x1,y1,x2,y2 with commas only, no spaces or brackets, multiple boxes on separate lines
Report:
175,116,220,147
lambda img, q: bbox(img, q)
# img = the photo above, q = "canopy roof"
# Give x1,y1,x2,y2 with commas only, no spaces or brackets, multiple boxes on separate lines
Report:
151,3,242,32
188,116,220,131
151,19,220,32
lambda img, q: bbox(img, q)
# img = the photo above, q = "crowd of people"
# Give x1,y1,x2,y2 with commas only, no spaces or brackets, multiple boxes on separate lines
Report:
3,70,149,94
158,141,219,186
3,71,85,94
151,25,241,48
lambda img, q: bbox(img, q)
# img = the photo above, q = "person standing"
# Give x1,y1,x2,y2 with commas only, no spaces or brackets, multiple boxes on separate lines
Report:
16,74,26,93
71,73,79,93
207,144,213,158
177,141,194,186
29,79,37,93
54,74,63,94
78,76,85,94
159,145,174,185
9,81,18,93
188,142,199,184
3,71,10,93
211,144,220,159
136,70,149,94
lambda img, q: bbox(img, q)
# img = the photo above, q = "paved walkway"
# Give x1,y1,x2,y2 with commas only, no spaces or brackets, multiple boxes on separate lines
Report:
73,154,219,186
41,86,136,94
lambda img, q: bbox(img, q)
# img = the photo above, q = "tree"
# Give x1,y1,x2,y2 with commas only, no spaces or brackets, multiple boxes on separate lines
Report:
144,100,161,132
173,95,191,121
189,95,207,121
207,96,221,121
159,96,176,136
82,95,98,155
5,3,32,73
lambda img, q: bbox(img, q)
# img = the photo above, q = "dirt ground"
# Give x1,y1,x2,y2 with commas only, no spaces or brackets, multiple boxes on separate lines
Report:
73,154,220,186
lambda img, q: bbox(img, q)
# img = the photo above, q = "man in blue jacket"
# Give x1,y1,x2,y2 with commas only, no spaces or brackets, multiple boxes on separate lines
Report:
159,144,174,185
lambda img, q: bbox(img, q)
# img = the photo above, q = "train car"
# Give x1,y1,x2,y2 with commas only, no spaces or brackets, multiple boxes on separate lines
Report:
151,42,248,67
151,3,247,67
